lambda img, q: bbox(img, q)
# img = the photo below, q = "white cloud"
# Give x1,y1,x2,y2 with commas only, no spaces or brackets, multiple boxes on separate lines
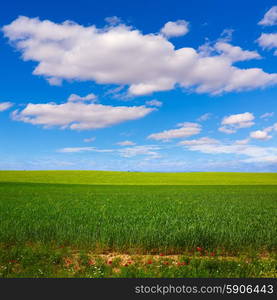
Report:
260,112,274,119
183,142,277,164
148,122,201,141
235,138,250,145
47,77,62,86
219,112,255,134
257,33,277,55
105,85,125,96
145,99,163,107
222,112,254,125
11,100,154,130
118,145,161,158
258,6,277,26
198,39,261,63
250,130,272,141
58,144,160,159
117,140,136,146
68,93,97,102
180,137,219,145
244,155,277,164
160,20,189,38
218,127,236,134
245,122,277,142
0,102,13,112
214,42,261,62
3,16,277,96
104,16,122,26
265,122,277,132
58,147,112,153
219,29,234,42
197,113,212,122
83,137,96,143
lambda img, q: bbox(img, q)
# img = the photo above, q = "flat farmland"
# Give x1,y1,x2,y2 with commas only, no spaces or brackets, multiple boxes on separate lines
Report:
0,171,276,278
1,170,277,185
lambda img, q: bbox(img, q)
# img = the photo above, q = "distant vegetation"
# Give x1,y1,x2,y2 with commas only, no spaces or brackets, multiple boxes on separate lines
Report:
0,170,277,185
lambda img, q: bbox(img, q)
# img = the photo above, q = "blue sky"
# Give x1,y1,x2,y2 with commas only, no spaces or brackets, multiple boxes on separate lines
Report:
1,0,277,171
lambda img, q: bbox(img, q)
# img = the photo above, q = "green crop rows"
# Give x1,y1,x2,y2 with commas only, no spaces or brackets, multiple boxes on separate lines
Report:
0,171,276,277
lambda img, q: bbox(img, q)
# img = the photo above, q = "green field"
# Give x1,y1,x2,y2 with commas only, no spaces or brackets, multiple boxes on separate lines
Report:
1,170,277,185
0,171,276,278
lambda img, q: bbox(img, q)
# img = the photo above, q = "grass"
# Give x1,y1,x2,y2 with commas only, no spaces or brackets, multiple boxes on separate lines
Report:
0,171,276,277
1,182,277,252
